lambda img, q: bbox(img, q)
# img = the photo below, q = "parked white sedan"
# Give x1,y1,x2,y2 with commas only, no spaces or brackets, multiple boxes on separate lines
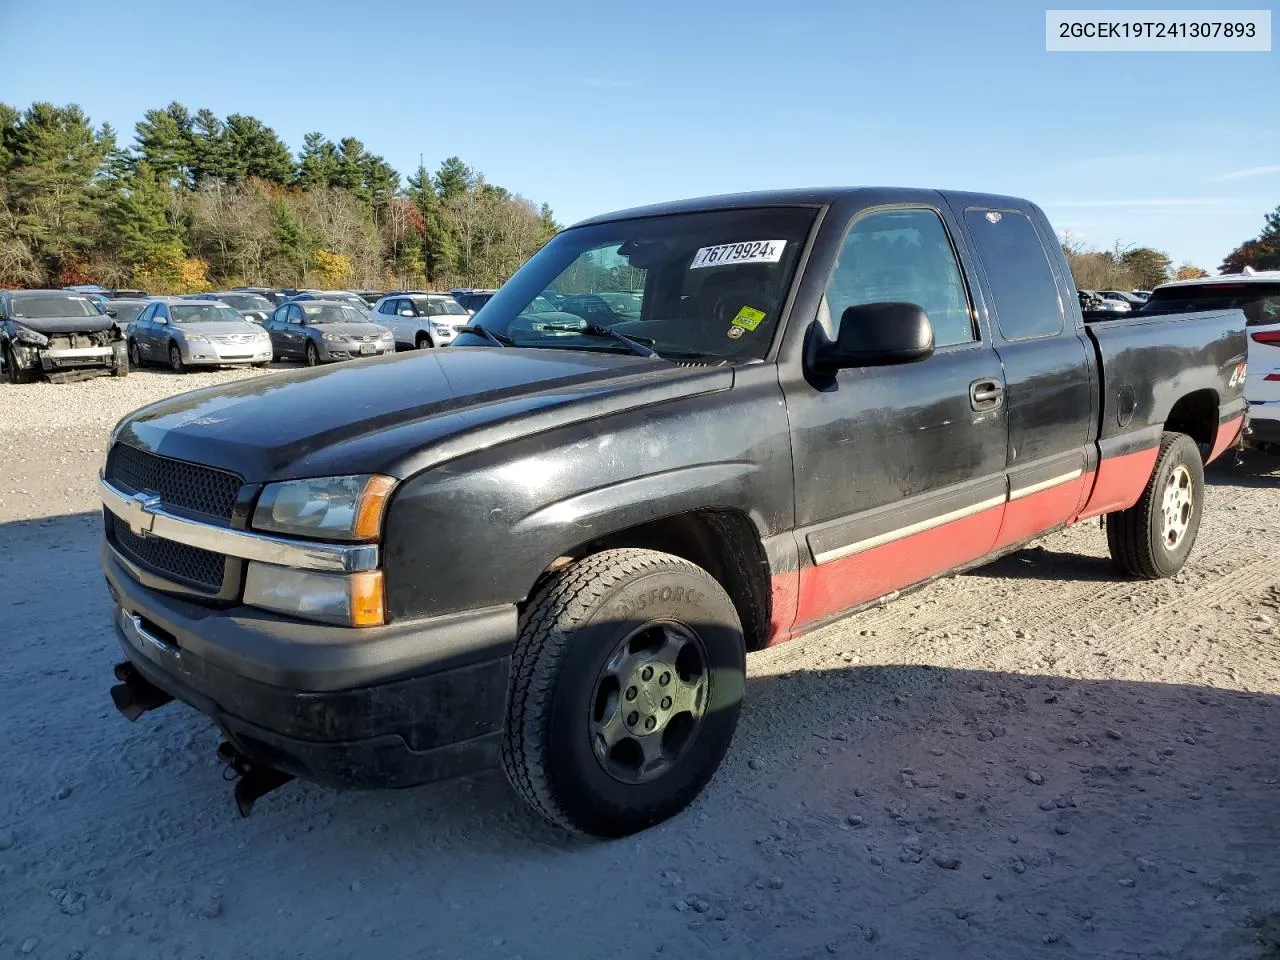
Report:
371,293,471,349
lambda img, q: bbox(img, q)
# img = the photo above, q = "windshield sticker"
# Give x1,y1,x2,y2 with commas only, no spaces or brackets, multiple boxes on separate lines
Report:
726,325,745,340
731,305,767,331
690,240,787,270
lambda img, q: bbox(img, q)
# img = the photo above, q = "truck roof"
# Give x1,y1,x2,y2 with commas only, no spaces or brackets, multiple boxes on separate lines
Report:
568,187,1035,228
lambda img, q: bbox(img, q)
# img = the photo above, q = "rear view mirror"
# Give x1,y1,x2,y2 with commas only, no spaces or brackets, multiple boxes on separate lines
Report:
813,302,934,371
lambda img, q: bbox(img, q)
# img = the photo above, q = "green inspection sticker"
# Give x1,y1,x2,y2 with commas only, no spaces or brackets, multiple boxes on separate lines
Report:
731,306,766,331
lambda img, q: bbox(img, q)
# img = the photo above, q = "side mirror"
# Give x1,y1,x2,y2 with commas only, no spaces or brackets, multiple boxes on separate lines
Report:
105,308,118,318
814,302,934,370
399,309,415,317
466,308,475,316
154,317,168,325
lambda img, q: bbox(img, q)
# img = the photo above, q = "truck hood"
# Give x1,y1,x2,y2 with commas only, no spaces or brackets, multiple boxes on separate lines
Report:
112,347,733,483
7,314,118,336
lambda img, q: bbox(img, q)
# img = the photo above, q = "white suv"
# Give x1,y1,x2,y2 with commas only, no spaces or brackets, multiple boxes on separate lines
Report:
371,293,471,349
1143,272,1280,448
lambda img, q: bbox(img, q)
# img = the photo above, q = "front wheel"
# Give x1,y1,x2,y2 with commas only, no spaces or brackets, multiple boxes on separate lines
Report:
305,342,320,366
168,343,186,374
128,340,142,368
4,345,36,384
502,548,745,837
415,333,432,350
1107,431,1204,579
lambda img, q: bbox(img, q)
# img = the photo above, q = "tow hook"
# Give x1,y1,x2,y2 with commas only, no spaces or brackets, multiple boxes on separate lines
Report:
217,741,294,818
110,661,174,721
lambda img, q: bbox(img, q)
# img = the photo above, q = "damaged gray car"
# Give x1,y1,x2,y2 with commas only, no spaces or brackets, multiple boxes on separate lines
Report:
0,289,129,383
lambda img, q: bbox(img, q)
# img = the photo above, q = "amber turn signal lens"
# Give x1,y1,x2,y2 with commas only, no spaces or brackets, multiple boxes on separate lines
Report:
354,475,398,540
349,570,386,628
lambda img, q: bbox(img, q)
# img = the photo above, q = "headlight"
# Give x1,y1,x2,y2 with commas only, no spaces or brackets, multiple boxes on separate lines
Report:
431,322,452,335
244,563,385,627
380,329,394,339
12,325,49,347
252,474,397,541
185,334,209,344
321,332,345,342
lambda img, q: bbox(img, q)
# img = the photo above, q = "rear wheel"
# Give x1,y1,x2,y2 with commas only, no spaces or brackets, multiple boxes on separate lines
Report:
305,342,320,366
1107,431,1204,579
168,343,185,374
502,548,745,837
416,333,432,349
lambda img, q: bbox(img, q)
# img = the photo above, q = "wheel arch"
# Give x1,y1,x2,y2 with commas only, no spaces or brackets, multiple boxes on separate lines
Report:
523,508,773,652
1163,388,1219,459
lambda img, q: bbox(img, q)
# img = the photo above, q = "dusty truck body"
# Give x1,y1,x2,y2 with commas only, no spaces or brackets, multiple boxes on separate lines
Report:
101,188,1246,836
1,289,128,383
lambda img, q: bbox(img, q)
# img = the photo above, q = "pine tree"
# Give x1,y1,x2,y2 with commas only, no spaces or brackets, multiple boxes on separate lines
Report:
133,102,194,187
223,114,293,184
190,109,235,184
295,132,337,189
433,156,474,199
106,161,183,268
7,102,112,278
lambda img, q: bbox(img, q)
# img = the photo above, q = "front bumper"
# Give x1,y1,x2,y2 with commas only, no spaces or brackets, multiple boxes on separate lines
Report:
183,341,273,366
104,547,517,789
321,341,392,361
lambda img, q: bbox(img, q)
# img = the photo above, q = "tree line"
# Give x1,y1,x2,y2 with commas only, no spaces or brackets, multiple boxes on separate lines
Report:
0,101,559,292
1061,235,1209,291
1221,204,1280,273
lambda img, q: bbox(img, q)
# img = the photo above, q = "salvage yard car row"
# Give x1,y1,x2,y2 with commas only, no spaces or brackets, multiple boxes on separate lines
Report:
0,286,485,381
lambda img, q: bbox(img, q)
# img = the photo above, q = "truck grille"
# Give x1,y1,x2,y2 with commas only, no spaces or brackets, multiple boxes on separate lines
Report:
105,444,242,521
107,512,226,590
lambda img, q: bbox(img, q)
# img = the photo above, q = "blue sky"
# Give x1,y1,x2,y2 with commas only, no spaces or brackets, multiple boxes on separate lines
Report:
3,0,1276,271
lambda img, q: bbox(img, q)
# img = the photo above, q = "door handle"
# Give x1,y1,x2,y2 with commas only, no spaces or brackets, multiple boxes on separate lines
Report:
969,379,1004,411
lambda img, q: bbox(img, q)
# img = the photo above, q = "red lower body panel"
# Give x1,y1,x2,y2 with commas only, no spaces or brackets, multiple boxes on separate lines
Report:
993,475,1091,551
770,441,1167,643
1207,415,1243,464
1075,447,1159,521
787,504,1003,636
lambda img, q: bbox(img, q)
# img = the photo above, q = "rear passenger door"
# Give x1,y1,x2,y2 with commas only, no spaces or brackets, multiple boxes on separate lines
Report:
952,203,1096,549
784,204,1009,628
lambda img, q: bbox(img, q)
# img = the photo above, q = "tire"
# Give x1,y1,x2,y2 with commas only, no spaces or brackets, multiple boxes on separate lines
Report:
168,343,185,374
1106,431,1204,579
4,345,35,384
253,361,270,368
112,355,128,377
502,548,745,837
305,342,320,366
416,333,432,350
128,340,142,368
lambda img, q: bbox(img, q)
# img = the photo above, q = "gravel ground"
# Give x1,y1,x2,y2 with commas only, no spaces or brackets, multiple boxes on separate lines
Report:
2,369,1279,960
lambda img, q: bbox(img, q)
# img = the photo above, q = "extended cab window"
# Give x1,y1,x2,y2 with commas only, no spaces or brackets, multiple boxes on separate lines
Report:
964,209,1064,340
825,208,974,348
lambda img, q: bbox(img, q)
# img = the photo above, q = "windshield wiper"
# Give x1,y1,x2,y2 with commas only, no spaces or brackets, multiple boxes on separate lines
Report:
540,323,659,359
458,324,512,347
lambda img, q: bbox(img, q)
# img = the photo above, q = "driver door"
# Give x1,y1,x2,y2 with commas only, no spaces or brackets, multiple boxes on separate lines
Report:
782,204,1009,629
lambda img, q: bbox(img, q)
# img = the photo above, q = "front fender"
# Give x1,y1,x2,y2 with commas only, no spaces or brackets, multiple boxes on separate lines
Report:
381,371,794,621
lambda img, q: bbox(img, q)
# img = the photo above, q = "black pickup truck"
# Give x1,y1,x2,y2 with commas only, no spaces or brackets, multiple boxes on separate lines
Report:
101,188,1247,836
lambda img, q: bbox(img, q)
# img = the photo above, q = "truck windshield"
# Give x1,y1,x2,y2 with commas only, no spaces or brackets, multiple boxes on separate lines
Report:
10,295,102,319
454,207,818,361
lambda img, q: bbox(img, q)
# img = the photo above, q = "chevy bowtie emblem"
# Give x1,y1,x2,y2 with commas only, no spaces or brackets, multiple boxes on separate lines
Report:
123,492,161,538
